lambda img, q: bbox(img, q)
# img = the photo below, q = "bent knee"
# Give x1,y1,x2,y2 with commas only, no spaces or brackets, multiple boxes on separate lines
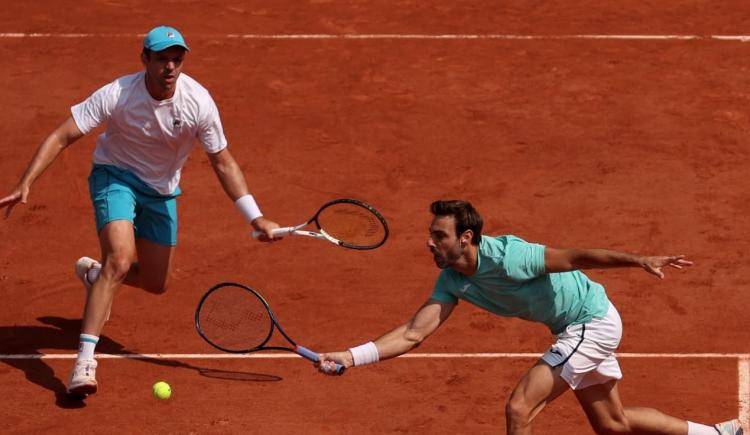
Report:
104,257,134,282
591,418,631,434
505,393,533,424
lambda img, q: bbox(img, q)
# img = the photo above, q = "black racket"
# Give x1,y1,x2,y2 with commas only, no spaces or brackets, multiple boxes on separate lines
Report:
252,198,388,250
195,282,344,374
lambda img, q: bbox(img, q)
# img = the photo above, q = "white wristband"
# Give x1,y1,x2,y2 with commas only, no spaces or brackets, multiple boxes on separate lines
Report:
348,341,379,367
235,194,263,223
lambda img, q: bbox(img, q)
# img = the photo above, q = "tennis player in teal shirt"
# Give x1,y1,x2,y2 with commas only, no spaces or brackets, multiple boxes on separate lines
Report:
316,200,741,435
431,233,610,335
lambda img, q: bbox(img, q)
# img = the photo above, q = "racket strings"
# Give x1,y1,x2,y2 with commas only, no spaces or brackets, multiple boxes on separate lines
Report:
317,203,387,247
198,286,272,351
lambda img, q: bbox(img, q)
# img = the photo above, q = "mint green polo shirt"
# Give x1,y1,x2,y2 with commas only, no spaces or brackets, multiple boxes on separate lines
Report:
431,235,610,334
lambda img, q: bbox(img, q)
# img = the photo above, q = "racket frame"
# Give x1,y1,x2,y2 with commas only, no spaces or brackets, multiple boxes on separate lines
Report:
253,198,389,250
195,282,344,374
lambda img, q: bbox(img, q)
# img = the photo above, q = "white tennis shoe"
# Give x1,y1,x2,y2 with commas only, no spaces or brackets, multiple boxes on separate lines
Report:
75,257,110,321
66,358,98,396
715,419,743,435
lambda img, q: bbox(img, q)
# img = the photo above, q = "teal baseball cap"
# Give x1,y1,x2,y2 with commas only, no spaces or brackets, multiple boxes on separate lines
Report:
143,26,190,52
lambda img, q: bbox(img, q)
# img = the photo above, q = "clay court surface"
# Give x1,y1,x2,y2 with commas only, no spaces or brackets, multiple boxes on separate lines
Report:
2,1,750,434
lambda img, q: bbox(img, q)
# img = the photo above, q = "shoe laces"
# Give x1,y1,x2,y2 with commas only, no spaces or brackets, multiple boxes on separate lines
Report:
75,360,97,375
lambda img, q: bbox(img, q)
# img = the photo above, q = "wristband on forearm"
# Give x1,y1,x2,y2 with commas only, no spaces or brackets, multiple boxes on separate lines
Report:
348,341,379,366
235,194,263,222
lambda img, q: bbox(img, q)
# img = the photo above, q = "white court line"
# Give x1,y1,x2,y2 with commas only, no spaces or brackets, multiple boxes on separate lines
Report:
0,352,748,359
5,352,747,418
740,358,749,430
0,33,749,41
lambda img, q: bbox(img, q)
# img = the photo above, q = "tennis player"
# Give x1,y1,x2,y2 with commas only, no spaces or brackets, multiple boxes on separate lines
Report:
0,25,281,397
317,200,742,435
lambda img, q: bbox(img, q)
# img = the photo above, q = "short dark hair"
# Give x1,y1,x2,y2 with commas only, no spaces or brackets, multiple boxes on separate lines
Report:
430,200,483,245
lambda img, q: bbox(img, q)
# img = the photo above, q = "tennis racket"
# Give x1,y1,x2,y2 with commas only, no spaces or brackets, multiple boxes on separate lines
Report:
252,198,388,250
195,282,345,375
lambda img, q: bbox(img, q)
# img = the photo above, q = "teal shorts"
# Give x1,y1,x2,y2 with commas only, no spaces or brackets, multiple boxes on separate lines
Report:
88,164,181,246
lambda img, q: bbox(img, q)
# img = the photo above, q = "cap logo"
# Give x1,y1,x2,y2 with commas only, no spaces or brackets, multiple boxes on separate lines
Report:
166,32,175,38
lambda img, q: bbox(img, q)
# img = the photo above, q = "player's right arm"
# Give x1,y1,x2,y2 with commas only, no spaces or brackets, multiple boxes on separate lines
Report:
317,298,455,373
544,247,693,279
0,116,84,217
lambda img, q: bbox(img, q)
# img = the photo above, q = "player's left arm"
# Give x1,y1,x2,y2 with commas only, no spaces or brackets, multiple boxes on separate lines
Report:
317,298,456,374
544,247,693,279
206,147,280,240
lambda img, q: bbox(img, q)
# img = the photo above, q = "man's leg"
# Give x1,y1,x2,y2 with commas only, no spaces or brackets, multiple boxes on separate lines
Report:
506,360,571,434
68,224,176,395
82,221,137,334
68,220,137,395
574,379,693,434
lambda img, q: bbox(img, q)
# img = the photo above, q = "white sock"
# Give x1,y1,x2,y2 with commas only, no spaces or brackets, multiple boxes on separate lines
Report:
86,263,102,285
77,334,99,361
687,421,716,435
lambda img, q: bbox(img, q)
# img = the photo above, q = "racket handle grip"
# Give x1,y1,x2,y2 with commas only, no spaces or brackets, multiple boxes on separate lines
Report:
251,227,295,239
295,345,346,375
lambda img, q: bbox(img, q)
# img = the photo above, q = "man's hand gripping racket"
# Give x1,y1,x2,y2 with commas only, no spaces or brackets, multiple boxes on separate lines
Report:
195,282,345,375
252,198,389,250
317,351,354,375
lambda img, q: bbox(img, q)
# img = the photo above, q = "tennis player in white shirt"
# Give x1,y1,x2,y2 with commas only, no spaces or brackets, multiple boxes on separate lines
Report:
0,25,280,397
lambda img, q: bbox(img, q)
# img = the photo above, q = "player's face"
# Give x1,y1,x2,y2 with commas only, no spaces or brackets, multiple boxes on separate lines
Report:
142,46,186,99
427,215,463,269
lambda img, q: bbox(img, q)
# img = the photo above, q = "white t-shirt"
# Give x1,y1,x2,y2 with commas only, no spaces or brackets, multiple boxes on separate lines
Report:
71,71,228,195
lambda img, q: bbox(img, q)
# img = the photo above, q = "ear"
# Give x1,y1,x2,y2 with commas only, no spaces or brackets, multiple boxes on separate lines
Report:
140,51,148,66
460,230,473,246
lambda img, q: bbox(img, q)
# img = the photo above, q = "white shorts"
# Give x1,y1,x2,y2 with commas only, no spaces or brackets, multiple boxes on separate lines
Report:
541,303,623,390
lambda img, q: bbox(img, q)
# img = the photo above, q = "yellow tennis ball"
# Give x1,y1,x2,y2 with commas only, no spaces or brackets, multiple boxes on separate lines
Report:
152,381,172,400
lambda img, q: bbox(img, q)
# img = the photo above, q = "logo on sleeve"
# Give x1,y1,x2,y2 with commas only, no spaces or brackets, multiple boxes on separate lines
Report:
458,283,472,293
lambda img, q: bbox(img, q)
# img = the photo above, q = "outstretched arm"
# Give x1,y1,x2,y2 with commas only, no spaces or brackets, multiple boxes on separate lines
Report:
544,247,693,279
317,299,456,374
0,116,84,218
206,147,280,240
